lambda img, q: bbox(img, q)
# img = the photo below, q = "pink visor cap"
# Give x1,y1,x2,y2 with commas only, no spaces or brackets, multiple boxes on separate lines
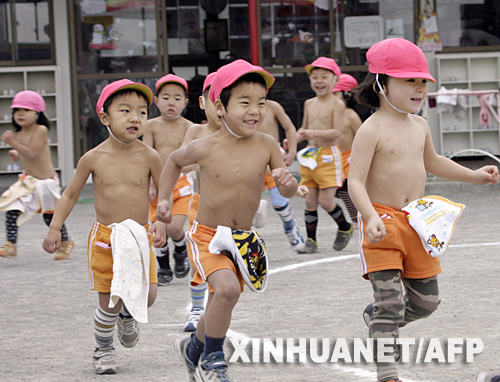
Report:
202,72,217,93
332,74,358,93
305,57,341,76
367,38,436,83
155,74,188,94
209,59,275,103
96,79,153,115
10,90,45,113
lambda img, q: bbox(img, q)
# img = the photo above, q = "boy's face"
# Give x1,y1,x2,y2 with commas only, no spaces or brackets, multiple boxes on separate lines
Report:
99,92,148,143
13,108,38,128
199,93,222,128
216,82,267,138
309,68,336,97
155,83,188,119
384,77,428,114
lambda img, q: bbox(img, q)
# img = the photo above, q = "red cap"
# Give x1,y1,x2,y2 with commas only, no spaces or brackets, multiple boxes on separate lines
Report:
305,57,341,76
202,72,217,93
332,74,358,93
209,59,275,103
10,90,45,112
155,74,188,94
96,79,153,115
367,38,436,83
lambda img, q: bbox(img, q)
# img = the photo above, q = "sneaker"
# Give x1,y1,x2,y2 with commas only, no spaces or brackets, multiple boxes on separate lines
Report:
195,351,232,382
93,347,117,374
476,372,500,382
284,220,306,252
0,241,16,258
54,237,74,260
298,238,318,254
174,250,190,278
117,313,139,348
175,336,197,382
184,307,204,332
253,199,268,228
333,223,353,251
158,268,174,286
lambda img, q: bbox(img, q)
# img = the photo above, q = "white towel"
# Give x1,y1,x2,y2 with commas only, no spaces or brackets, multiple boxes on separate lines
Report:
108,219,150,323
401,196,465,257
297,147,320,170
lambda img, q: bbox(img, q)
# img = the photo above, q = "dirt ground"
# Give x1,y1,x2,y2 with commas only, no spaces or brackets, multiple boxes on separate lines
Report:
0,182,499,382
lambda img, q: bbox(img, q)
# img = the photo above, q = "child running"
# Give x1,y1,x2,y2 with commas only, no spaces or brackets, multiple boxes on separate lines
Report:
333,73,363,229
42,79,167,374
144,74,193,285
296,57,353,254
156,59,303,382
0,90,73,260
348,38,499,382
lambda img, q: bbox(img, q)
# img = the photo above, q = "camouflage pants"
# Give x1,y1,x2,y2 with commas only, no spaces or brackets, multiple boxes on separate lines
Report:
368,270,440,381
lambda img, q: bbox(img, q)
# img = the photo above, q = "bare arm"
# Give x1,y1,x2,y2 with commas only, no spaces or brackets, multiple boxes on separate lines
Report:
2,127,47,161
298,100,345,142
296,101,309,144
270,101,297,166
267,135,298,198
147,149,167,248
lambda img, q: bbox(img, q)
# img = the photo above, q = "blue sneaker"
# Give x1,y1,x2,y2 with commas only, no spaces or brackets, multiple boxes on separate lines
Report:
175,336,197,382
184,307,204,332
195,351,232,382
284,219,305,252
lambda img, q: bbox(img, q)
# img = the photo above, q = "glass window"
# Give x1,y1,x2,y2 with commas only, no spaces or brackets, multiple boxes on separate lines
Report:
73,0,158,74
0,1,12,61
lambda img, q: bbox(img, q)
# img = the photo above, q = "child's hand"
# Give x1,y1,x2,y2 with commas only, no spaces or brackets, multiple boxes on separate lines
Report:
282,139,289,151
298,129,315,141
42,229,62,253
8,150,19,162
283,152,295,167
296,185,309,199
2,130,15,146
150,221,167,248
156,200,172,224
473,165,499,185
271,168,296,190
365,215,386,244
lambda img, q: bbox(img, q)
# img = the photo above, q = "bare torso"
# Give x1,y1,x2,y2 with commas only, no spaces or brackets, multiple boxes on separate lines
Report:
17,126,55,179
146,116,192,163
304,95,344,148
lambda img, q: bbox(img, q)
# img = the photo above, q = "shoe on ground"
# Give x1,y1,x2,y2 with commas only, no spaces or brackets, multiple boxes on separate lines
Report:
195,351,232,382
253,199,268,228
55,237,74,260
0,241,16,258
93,347,117,374
476,372,500,382
184,307,204,332
333,223,354,251
284,220,306,252
174,250,190,278
158,268,174,286
175,336,197,382
117,313,139,348
298,238,318,254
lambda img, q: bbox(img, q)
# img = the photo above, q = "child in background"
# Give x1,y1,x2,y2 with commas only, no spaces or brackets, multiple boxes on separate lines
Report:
144,74,193,285
349,38,498,382
332,74,363,229
43,79,167,374
0,90,73,260
296,57,353,254
157,60,303,382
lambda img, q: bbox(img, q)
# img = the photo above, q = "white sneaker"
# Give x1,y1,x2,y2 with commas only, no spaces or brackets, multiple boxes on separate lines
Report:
93,347,117,374
284,220,305,252
117,313,139,348
253,199,268,228
184,307,204,332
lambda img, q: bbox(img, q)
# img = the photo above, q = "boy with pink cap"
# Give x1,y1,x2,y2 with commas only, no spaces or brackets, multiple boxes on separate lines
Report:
349,38,499,382
144,73,193,285
0,90,73,260
297,57,354,254
157,59,304,382
43,79,167,374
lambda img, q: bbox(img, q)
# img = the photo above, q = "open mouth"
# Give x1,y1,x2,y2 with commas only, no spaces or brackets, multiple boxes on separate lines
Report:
127,126,138,132
244,119,258,126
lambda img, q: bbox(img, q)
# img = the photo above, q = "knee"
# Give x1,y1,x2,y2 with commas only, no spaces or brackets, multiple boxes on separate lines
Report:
148,284,157,307
214,281,240,307
166,225,183,240
374,298,406,325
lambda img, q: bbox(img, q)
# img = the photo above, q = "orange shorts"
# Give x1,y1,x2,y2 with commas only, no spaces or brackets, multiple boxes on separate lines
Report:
299,146,344,189
342,150,351,180
149,174,194,222
358,203,442,280
262,171,277,191
186,221,245,294
87,220,158,292
188,192,200,227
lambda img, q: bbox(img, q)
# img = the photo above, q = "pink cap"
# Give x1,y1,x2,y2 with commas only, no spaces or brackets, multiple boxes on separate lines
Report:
367,38,436,83
96,79,153,115
10,90,45,112
332,74,358,93
155,74,188,94
209,59,275,103
305,57,341,76
202,72,217,93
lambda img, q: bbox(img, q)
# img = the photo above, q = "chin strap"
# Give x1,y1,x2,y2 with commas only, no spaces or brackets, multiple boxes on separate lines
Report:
376,73,406,114
221,117,244,139
165,113,181,120
106,126,130,145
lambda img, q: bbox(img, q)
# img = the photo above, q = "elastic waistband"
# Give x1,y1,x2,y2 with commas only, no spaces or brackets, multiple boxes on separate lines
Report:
372,202,403,215
92,219,149,233
191,221,217,236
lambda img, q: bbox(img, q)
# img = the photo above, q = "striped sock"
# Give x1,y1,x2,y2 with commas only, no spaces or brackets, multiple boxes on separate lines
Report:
93,305,119,349
274,203,294,231
190,276,207,310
